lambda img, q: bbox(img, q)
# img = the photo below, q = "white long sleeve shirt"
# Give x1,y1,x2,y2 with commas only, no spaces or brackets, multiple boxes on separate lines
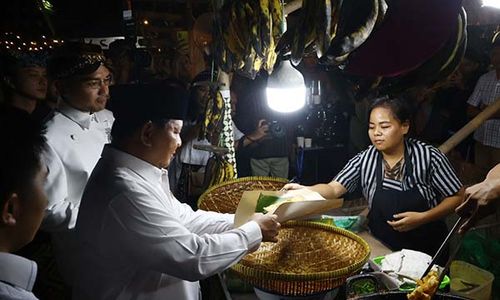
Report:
41,103,114,283
73,145,262,300
0,253,38,300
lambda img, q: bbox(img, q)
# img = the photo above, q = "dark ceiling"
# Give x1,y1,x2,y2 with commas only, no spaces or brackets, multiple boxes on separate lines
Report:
0,0,211,38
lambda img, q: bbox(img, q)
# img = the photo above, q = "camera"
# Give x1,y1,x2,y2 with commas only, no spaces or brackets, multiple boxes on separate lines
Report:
267,121,286,138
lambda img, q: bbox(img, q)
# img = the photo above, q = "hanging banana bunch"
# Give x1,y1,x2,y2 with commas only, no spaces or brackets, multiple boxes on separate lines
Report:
207,157,236,187
326,0,380,65
205,90,237,186
290,0,318,65
213,0,285,79
278,0,387,67
200,86,225,145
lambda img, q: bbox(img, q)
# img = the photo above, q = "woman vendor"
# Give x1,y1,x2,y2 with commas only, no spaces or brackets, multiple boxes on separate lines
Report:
285,97,464,260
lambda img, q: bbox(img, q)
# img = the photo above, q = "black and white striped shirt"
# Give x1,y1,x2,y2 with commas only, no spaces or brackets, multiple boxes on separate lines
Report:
334,138,462,208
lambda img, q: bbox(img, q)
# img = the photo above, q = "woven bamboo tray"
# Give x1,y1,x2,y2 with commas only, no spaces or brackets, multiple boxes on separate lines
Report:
197,176,288,213
231,221,370,296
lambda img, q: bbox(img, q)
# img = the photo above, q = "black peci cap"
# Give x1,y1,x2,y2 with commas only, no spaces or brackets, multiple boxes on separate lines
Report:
0,49,48,79
110,81,188,125
47,42,108,80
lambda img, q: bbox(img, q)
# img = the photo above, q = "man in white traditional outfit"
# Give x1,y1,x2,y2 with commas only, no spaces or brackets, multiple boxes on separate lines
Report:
73,82,280,300
41,42,114,284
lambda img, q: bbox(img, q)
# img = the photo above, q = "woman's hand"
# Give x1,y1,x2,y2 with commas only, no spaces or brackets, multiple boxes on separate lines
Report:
282,183,306,191
387,212,426,232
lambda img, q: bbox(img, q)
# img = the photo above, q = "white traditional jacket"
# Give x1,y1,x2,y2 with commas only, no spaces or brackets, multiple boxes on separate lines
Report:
41,102,114,283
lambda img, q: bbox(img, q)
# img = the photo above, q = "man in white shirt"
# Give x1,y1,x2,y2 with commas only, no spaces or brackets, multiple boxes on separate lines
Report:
40,42,114,284
0,107,48,300
74,82,280,300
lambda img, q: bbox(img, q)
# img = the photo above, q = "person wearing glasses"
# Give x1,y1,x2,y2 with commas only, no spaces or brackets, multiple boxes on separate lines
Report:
40,42,114,285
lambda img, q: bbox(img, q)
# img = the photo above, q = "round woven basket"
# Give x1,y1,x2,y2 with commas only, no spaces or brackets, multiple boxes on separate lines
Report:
197,176,288,213
231,221,370,296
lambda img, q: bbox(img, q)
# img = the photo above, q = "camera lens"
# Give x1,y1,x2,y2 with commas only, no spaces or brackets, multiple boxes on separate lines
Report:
269,121,285,138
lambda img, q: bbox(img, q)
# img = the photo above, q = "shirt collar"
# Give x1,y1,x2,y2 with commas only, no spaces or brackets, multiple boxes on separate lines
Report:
57,102,100,130
0,253,37,291
102,145,165,185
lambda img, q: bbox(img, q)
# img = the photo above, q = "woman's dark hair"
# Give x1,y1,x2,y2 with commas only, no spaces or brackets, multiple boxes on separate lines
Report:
368,96,412,124
0,106,46,206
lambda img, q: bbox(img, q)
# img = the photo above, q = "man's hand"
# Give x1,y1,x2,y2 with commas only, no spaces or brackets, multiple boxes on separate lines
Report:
456,180,500,233
251,213,280,242
245,119,269,143
387,211,426,232
465,179,500,203
253,119,269,140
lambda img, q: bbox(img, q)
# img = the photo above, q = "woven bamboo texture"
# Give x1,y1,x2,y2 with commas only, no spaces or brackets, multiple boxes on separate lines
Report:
232,221,370,296
197,176,288,213
198,177,370,296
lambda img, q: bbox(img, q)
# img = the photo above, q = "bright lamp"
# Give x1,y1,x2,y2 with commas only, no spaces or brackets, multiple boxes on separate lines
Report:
266,60,306,113
482,0,500,8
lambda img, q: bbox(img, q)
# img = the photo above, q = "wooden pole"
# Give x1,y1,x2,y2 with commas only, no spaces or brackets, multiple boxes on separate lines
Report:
439,98,500,154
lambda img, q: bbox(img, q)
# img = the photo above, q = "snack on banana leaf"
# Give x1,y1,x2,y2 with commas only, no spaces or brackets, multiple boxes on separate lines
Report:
255,193,305,213
255,194,280,213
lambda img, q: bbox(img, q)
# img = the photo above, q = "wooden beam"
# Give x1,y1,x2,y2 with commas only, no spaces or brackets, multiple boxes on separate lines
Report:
439,97,500,154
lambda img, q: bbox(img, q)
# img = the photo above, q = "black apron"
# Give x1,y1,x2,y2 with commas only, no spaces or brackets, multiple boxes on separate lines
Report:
368,150,449,264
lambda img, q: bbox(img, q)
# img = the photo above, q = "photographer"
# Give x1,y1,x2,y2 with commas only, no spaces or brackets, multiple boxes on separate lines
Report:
234,119,269,149
231,74,290,179
231,88,268,177
249,119,289,178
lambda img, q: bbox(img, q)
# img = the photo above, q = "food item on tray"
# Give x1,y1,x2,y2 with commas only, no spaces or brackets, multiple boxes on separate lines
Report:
351,278,378,295
262,196,303,213
407,270,439,300
255,193,305,213
255,194,280,213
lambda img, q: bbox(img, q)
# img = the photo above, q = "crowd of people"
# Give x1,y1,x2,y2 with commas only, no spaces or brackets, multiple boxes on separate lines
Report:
0,37,499,300
0,42,281,300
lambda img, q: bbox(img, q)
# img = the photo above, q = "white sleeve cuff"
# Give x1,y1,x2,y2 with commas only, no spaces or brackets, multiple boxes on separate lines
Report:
238,220,262,250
